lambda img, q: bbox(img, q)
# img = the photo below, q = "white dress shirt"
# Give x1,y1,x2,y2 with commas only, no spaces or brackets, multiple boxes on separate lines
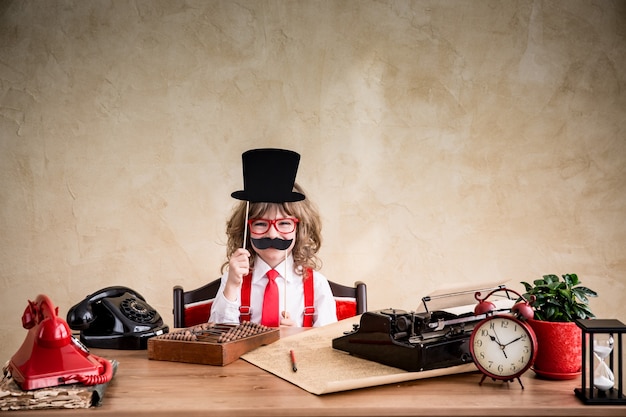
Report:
209,255,338,327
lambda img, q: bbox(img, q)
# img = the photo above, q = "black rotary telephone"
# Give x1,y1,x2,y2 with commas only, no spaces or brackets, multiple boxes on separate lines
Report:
67,286,169,350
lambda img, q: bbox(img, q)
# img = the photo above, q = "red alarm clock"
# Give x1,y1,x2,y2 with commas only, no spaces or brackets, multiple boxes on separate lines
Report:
470,288,537,388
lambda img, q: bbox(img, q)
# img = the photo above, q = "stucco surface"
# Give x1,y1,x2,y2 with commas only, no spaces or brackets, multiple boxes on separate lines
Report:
1,0,625,362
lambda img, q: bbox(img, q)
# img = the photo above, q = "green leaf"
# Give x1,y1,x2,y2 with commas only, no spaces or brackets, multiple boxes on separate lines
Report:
576,286,598,298
548,281,562,291
557,288,571,300
574,292,589,304
567,273,580,286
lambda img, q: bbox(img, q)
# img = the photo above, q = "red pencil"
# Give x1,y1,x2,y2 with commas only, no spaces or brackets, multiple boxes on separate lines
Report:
290,350,297,372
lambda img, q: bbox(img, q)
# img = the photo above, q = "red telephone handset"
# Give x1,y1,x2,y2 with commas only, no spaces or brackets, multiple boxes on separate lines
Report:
9,294,114,390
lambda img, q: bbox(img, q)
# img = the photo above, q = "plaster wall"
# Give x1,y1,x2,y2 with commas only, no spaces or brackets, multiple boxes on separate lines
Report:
1,0,625,362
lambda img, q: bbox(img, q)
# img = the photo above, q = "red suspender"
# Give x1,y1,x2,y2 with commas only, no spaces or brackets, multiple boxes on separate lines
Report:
302,268,315,327
239,269,315,327
239,273,252,322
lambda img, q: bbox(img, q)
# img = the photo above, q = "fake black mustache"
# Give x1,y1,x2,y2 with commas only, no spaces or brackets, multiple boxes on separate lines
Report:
251,238,293,250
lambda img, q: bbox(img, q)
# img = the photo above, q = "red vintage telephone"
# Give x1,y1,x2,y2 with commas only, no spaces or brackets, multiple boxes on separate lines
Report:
8,294,113,391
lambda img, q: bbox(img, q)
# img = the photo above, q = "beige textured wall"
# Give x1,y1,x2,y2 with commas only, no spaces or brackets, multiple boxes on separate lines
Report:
1,0,625,362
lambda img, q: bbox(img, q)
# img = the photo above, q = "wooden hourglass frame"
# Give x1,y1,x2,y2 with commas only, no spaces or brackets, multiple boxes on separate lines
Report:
575,319,626,405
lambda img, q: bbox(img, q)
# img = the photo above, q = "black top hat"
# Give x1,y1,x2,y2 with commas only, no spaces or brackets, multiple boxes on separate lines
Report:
231,148,306,203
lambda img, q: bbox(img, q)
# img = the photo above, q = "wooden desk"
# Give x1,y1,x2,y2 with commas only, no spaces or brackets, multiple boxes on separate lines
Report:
12,333,626,417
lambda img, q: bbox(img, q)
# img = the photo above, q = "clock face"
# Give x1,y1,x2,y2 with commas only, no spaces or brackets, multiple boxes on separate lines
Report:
470,315,537,380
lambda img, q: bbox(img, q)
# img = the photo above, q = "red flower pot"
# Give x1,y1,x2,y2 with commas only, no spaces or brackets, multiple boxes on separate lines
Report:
527,318,582,379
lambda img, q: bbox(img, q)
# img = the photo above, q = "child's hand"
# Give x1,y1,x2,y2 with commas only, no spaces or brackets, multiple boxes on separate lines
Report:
280,311,296,327
223,248,250,301
227,248,250,284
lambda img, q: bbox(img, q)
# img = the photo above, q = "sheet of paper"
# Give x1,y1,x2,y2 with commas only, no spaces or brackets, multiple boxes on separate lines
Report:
241,317,477,395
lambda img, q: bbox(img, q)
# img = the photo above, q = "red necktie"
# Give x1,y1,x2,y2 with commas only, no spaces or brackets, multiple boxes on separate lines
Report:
261,269,280,327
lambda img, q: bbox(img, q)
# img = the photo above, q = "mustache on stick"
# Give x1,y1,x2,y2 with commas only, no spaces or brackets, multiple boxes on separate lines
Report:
251,238,293,250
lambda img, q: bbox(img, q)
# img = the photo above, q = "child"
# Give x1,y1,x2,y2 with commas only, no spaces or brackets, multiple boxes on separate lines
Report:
209,148,338,327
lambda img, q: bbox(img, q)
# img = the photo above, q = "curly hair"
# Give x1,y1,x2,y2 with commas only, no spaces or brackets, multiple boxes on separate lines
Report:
221,183,323,275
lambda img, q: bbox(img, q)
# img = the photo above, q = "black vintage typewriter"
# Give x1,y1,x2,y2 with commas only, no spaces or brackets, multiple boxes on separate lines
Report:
332,285,515,372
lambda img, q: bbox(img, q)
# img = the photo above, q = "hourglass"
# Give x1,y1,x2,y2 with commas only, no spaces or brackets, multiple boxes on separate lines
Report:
575,319,626,405
593,334,614,391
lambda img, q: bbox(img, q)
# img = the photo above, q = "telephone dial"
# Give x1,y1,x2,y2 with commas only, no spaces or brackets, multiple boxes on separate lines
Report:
67,286,169,350
9,294,114,390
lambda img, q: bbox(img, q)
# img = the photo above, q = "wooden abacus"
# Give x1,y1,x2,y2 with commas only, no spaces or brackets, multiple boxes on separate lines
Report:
147,321,280,366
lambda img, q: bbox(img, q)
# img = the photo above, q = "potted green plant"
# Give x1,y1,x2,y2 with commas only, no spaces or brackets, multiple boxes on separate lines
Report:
520,273,597,380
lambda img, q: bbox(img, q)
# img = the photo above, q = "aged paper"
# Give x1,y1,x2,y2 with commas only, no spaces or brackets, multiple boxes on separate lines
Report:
0,360,118,410
241,317,477,395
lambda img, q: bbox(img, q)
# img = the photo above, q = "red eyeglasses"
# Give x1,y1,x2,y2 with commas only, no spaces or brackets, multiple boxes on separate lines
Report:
247,218,299,235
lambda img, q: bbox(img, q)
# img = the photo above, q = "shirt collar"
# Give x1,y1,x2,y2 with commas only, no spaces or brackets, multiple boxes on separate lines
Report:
253,255,295,283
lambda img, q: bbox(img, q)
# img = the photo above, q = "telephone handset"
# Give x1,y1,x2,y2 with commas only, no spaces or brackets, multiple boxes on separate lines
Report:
67,286,169,350
9,294,114,390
